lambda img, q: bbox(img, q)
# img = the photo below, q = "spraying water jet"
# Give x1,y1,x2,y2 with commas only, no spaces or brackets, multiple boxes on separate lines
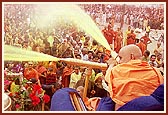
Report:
33,3,119,61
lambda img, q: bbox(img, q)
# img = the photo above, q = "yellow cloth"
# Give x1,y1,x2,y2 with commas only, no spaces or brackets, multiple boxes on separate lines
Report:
90,45,98,52
105,59,164,106
94,72,103,82
69,72,81,88
10,82,20,94
126,30,131,36
123,30,131,46
89,69,96,83
98,46,104,53
81,36,85,43
146,26,150,32
47,36,54,47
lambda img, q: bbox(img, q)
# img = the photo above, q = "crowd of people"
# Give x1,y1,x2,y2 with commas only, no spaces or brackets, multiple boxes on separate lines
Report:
4,3,165,111
81,4,164,30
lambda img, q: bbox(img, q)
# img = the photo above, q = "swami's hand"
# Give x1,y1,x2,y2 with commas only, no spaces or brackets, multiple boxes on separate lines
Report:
106,57,118,67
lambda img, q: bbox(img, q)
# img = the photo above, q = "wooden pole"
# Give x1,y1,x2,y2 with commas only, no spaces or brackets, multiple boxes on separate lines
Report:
72,93,82,111
83,74,89,101
69,93,77,111
60,58,108,70
83,68,92,101
41,102,45,111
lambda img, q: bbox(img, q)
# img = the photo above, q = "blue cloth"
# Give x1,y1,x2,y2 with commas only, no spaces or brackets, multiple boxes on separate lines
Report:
151,84,164,105
96,97,115,111
117,84,164,111
50,88,84,111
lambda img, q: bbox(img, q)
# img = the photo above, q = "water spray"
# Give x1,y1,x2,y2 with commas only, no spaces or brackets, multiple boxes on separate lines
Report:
33,3,119,62
4,3,120,64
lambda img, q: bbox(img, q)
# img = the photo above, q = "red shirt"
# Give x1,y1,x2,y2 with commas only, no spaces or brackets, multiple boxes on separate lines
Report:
102,29,114,44
141,36,151,45
46,73,57,85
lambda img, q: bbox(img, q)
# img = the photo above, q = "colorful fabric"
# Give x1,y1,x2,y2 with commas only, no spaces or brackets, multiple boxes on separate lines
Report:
24,68,39,80
50,88,86,111
96,97,115,111
136,42,146,55
36,66,47,74
62,66,73,87
46,73,57,85
69,72,81,88
141,36,151,45
127,33,136,45
105,59,164,106
117,84,164,111
10,82,20,93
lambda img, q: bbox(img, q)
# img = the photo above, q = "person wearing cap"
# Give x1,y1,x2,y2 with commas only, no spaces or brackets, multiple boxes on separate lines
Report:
91,73,108,98
105,44,164,110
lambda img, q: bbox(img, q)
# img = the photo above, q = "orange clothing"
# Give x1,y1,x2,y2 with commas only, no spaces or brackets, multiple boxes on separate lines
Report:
84,97,101,111
140,36,151,45
48,61,57,73
102,29,110,43
136,42,147,55
105,60,164,106
108,29,116,44
35,65,47,74
24,68,39,80
127,33,136,45
114,34,123,53
102,29,114,44
62,66,73,87
35,65,47,84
